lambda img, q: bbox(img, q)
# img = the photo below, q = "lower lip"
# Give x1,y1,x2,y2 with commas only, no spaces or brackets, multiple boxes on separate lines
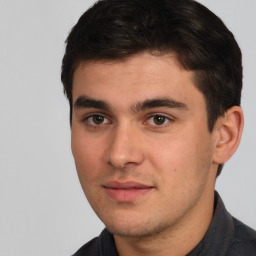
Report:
105,188,153,202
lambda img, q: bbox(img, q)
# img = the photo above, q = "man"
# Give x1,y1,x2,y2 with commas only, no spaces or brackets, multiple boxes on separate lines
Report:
61,0,256,255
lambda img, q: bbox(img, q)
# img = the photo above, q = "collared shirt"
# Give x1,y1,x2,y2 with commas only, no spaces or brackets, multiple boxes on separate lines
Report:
72,192,256,256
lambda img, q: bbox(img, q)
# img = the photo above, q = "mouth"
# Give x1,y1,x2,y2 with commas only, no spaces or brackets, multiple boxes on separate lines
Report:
103,181,154,202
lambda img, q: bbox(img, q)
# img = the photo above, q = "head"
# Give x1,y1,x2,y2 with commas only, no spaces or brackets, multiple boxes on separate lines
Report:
61,0,243,243
61,0,242,176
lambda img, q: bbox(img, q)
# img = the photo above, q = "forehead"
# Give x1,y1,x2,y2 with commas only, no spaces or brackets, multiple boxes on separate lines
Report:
72,53,205,111
74,53,186,84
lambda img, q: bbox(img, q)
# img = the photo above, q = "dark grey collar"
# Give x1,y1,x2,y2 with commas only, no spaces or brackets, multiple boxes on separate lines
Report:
98,191,256,256
187,191,234,256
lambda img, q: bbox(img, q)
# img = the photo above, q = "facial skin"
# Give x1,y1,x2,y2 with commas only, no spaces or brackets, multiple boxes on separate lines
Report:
71,53,242,255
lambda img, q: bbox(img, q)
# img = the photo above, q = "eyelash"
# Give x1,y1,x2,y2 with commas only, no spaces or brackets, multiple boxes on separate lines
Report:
82,113,111,127
82,113,173,128
145,114,173,128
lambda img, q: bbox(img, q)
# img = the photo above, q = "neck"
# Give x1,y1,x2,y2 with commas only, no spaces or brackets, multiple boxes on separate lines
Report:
114,188,215,256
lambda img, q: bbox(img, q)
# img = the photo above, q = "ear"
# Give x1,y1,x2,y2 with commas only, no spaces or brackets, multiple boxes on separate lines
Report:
212,106,244,165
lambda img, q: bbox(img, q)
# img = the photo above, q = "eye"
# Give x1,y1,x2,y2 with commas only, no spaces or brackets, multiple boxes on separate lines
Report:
85,114,110,126
147,114,172,126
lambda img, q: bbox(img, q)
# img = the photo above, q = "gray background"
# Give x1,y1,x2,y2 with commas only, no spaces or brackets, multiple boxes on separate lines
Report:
0,0,255,255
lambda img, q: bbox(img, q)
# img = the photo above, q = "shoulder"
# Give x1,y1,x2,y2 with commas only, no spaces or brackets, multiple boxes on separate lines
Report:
227,217,256,256
71,229,118,256
72,236,99,256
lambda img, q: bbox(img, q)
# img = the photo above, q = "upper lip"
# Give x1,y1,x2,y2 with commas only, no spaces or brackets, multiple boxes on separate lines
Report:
103,181,153,189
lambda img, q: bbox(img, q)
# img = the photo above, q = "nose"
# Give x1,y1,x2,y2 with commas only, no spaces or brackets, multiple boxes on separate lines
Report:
104,124,145,169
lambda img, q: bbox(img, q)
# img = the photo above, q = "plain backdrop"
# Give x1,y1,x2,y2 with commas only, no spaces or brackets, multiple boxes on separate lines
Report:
0,0,255,255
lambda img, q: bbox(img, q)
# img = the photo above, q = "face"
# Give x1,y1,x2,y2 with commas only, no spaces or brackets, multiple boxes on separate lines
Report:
71,53,219,238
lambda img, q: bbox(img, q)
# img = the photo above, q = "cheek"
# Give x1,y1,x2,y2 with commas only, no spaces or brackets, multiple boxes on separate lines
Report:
71,131,104,181
147,131,212,182
148,135,191,171
71,134,106,207
147,135,213,214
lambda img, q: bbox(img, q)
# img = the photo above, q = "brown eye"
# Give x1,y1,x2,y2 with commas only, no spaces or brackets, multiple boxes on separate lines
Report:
147,114,171,127
92,115,105,124
86,114,110,126
153,115,166,125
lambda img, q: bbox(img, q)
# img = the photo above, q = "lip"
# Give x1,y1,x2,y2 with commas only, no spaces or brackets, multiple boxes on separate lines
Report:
103,181,154,202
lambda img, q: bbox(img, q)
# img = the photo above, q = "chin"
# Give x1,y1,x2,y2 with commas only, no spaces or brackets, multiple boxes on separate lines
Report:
102,213,146,236
104,214,170,238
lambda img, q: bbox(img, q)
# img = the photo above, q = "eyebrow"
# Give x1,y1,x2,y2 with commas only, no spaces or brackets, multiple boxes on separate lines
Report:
73,96,187,112
74,96,110,111
131,98,188,112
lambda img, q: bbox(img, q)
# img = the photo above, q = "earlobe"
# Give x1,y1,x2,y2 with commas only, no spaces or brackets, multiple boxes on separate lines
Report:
212,106,244,165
